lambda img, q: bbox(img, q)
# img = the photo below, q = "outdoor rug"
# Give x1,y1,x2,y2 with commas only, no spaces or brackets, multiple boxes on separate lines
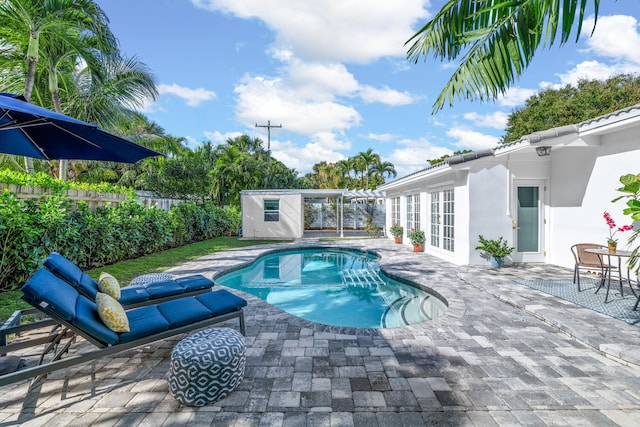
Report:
513,277,640,326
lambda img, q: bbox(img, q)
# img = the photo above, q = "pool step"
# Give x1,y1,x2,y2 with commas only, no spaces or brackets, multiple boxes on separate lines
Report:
340,268,386,288
380,295,431,328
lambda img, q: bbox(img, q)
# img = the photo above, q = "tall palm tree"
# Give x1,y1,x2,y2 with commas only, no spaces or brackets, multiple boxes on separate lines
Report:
355,149,380,190
406,0,599,112
370,158,397,189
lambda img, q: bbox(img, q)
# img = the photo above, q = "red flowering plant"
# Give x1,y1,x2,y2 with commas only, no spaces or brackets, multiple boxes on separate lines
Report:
603,211,633,244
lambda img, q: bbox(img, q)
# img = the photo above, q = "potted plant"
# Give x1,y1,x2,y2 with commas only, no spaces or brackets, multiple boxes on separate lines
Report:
408,228,426,252
475,235,514,268
603,211,633,252
390,223,403,243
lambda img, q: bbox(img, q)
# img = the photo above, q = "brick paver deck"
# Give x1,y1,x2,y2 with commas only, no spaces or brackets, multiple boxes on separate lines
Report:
1,239,639,426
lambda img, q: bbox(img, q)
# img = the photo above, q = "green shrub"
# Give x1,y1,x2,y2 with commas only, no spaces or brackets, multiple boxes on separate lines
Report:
0,190,239,291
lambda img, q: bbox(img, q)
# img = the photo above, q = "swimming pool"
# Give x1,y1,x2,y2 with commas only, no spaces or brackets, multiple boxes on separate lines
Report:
215,248,447,329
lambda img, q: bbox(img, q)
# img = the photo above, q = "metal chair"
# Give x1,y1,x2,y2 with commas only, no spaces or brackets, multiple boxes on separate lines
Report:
570,244,610,292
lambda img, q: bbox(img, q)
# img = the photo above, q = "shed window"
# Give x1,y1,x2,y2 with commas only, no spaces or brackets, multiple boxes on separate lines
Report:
264,199,280,222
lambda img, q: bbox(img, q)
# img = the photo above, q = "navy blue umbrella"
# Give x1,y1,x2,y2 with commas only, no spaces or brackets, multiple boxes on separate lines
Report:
0,93,163,162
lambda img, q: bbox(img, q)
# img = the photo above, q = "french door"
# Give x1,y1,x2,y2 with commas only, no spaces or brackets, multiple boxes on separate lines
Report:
513,180,546,262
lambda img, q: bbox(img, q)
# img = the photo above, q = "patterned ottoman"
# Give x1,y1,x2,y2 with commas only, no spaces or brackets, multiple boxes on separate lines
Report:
168,327,245,406
129,272,175,286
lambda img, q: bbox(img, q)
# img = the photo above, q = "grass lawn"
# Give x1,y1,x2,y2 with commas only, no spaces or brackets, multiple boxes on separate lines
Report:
0,237,288,322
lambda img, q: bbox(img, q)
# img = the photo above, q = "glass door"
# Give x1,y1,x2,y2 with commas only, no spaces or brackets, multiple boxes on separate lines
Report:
513,181,545,262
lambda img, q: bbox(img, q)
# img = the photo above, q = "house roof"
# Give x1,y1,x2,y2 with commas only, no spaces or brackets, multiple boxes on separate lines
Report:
240,189,385,199
379,103,640,191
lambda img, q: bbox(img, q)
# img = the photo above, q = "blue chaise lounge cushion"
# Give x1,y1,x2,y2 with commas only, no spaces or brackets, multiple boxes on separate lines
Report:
43,252,99,299
75,296,120,344
43,252,215,305
22,269,78,321
175,275,214,292
118,306,170,343
196,290,248,315
157,298,212,328
22,268,247,348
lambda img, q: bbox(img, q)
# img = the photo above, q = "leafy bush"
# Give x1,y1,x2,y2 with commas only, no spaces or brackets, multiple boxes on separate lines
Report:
0,169,134,196
0,189,239,291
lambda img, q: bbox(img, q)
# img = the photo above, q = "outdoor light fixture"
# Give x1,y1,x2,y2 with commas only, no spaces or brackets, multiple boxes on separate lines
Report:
536,146,551,157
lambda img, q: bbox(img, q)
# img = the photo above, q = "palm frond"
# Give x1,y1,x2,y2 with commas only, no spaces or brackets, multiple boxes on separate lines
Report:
406,0,599,112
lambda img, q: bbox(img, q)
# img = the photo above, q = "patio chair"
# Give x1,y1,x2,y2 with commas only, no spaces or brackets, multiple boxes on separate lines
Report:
0,268,247,387
0,252,217,352
570,243,610,292
43,252,214,307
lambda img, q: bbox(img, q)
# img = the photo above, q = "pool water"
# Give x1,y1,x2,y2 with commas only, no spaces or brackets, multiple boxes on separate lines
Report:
216,248,447,328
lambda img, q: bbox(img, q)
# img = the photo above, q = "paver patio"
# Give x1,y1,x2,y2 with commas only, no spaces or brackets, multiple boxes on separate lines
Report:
1,239,640,426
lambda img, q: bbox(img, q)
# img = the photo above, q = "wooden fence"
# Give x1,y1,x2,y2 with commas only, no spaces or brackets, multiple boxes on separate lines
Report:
0,184,183,211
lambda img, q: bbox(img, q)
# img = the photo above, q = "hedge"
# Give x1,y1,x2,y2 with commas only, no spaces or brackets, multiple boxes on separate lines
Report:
0,190,240,292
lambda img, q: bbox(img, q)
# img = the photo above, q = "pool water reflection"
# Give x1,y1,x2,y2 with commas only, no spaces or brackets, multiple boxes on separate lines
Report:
216,248,447,329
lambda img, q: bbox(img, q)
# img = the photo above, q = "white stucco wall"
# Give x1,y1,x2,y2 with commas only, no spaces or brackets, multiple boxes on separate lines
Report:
548,130,640,269
467,162,512,265
241,193,303,239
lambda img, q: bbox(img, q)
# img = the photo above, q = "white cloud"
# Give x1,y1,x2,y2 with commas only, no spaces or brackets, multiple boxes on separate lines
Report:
541,15,640,90
158,83,217,107
234,75,361,135
463,111,509,130
542,60,638,89
386,137,451,177
367,132,398,142
285,59,359,100
271,137,347,174
359,85,414,106
203,130,244,144
498,87,537,107
191,0,429,63
446,127,500,150
583,15,640,65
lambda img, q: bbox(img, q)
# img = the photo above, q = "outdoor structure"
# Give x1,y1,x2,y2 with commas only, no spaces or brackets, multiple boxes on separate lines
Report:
240,189,384,240
379,104,640,269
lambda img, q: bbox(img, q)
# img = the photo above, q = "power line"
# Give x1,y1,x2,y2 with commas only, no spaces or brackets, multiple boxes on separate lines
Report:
255,120,282,150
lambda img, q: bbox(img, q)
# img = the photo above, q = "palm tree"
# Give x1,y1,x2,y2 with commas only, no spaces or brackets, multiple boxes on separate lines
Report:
406,0,599,112
370,159,397,189
0,0,117,174
354,149,380,190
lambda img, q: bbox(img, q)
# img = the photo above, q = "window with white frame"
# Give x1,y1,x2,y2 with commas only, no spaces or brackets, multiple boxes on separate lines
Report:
430,192,440,247
442,189,454,252
264,199,280,222
391,197,401,227
406,194,420,232
406,195,413,233
430,190,455,252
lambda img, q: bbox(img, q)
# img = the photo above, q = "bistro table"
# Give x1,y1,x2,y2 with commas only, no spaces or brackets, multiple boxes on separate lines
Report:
585,248,636,303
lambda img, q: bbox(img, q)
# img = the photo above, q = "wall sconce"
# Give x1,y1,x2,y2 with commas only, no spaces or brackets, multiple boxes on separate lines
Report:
536,146,551,157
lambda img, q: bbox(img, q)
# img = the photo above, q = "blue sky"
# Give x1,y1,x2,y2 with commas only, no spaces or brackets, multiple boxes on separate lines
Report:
96,0,640,177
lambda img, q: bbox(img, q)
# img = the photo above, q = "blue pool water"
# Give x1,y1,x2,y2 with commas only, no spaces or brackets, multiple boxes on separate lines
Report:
216,248,447,328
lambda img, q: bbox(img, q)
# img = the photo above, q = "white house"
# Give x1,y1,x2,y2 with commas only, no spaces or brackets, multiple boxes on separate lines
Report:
379,104,640,269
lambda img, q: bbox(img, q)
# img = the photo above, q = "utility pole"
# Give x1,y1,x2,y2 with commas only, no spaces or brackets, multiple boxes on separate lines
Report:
255,120,282,150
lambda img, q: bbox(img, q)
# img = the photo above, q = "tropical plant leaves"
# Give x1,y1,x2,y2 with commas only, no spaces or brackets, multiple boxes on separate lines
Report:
406,0,600,112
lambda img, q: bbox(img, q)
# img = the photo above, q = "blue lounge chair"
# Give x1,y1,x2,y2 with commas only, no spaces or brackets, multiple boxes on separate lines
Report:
44,252,213,307
0,269,247,387
0,252,217,355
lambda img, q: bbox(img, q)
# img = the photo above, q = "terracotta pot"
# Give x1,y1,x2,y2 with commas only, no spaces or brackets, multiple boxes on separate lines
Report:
394,237,402,244
608,241,617,253
413,244,423,252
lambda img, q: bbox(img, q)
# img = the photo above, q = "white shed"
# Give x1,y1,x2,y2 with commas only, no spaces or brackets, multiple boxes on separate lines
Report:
379,104,640,269
240,189,385,240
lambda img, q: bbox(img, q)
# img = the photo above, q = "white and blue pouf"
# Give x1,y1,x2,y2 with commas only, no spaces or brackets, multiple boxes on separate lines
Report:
169,327,245,406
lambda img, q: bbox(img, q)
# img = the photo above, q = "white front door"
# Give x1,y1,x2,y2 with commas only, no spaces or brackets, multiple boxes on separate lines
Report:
513,180,546,262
